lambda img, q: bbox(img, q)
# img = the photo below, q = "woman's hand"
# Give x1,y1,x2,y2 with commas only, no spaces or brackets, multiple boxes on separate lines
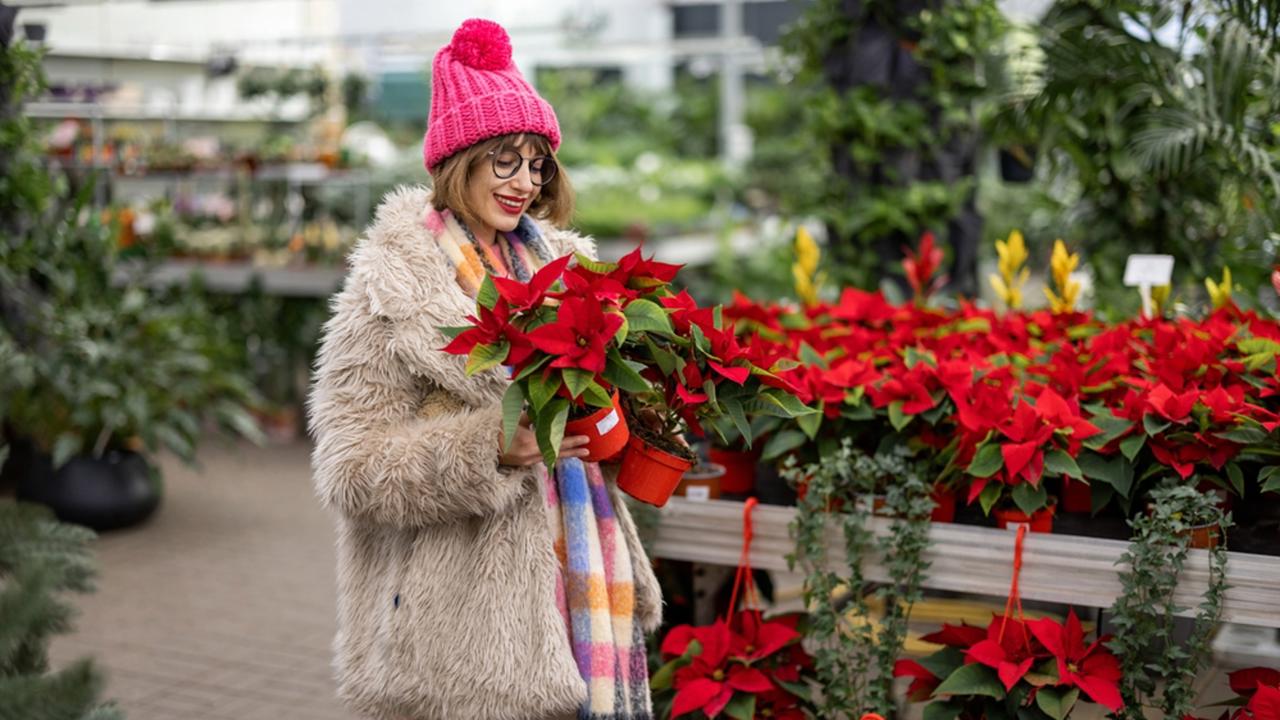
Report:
498,413,591,467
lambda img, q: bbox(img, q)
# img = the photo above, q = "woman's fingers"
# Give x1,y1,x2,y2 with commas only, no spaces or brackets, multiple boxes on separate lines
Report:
559,434,591,458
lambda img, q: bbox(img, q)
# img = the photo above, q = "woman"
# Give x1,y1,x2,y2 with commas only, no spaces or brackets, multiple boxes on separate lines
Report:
308,18,662,720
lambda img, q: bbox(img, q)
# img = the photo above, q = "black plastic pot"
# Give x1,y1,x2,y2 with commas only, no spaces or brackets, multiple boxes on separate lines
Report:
10,445,161,531
999,146,1037,183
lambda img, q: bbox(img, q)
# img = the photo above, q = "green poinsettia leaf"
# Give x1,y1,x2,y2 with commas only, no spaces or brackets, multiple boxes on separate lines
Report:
723,693,756,720
536,399,570,470
1043,448,1083,479
934,663,1006,700
1034,686,1080,720
967,443,1003,478
465,341,509,376
502,382,526,451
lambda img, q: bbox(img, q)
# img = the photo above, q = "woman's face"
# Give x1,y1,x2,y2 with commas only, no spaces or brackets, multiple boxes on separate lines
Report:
464,138,545,243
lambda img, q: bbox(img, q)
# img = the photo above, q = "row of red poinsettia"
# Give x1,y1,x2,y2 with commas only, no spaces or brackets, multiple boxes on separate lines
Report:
718,237,1280,522
657,606,1280,719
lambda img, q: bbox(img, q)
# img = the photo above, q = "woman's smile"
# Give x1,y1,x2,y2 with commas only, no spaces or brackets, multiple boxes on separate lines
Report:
494,193,527,215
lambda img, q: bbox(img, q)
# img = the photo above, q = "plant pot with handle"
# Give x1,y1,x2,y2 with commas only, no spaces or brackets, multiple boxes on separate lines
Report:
617,436,695,507
564,390,630,463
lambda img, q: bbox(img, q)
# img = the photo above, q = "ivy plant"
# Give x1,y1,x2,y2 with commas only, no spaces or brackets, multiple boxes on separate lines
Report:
785,439,934,717
1108,479,1231,719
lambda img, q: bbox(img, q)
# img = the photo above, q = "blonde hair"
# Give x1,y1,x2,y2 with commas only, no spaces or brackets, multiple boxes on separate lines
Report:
429,133,574,229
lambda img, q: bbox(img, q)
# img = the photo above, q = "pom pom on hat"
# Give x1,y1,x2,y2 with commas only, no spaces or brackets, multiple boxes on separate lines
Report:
424,18,560,171
450,18,512,71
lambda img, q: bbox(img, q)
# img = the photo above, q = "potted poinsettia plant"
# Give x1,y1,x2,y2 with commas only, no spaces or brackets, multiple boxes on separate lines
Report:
652,609,817,720
442,249,679,469
895,610,1124,719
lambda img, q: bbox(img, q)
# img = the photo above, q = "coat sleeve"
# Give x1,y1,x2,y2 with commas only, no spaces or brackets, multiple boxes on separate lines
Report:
308,308,532,527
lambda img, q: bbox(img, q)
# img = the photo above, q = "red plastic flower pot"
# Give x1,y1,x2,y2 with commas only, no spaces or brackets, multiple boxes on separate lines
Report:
930,485,957,523
994,505,1055,533
563,391,630,463
708,446,760,495
1061,477,1092,514
616,436,694,507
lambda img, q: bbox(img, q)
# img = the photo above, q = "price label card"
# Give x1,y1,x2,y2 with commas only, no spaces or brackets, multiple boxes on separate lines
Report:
1123,254,1174,287
685,486,711,502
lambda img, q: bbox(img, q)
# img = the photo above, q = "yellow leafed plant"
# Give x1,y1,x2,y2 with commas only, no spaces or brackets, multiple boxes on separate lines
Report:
1044,239,1081,313
989,230,1030,309
793,226,827,308
1205,267,1234,310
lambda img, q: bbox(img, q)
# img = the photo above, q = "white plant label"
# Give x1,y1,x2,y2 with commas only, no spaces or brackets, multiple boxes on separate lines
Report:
685,486,711,502
1123,254,1174,287
595,409,619,436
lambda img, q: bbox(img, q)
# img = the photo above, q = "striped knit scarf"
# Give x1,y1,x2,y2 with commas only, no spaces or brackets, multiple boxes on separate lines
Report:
425,206,652,719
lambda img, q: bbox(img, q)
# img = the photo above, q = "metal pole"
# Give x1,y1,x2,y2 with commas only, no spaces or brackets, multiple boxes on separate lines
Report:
718,0,750,170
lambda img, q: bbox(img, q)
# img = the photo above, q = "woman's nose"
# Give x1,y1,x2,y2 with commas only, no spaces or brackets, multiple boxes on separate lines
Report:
510,163,536,192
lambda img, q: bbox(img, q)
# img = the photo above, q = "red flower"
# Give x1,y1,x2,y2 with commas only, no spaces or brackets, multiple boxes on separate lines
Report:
1229,667,1280,697
1027,609,1124,712
670,621,775,718
558,263,634,304
490,254,571,311
902,231,947,301
1145,382,1199,423
893,659,941,701
966,615,1042,691
729,611,800,663
440,298,534,366
662,290,718,336
1247,684,1280,720
525,297,623,374
920,622,988,649
611,247,682,288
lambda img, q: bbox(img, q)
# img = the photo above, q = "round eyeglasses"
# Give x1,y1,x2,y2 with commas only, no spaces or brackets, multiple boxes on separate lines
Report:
488,149,558,186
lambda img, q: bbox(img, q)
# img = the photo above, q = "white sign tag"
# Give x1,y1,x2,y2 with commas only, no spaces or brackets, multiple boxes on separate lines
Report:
685,485,711,502
1123,254,1174,287
595,409,619,436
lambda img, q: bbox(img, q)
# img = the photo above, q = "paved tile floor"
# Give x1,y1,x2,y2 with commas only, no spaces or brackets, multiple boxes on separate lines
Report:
51,440,359,720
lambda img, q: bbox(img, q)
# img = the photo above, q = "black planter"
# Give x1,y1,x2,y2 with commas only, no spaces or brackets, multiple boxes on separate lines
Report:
999,146,1037,183
11,447,161,531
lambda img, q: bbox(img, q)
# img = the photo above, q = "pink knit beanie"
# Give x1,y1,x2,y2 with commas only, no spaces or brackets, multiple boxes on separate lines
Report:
423,18,561,172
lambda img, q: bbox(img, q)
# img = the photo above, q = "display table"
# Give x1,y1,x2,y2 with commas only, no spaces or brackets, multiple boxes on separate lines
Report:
650,497,1280,628
114,260,345,297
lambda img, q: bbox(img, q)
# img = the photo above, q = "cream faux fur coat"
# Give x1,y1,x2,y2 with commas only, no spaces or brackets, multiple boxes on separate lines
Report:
308,186,663,720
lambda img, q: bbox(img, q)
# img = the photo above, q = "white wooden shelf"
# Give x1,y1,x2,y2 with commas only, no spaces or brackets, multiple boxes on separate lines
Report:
651,498,1280,628
114,260,345,297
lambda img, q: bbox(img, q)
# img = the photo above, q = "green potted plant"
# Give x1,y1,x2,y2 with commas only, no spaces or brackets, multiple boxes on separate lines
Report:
0,44,263,529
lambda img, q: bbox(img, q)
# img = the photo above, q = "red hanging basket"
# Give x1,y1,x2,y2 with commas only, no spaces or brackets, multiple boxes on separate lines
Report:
616,436,694,507
709,445,760,495
563,391,630,463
